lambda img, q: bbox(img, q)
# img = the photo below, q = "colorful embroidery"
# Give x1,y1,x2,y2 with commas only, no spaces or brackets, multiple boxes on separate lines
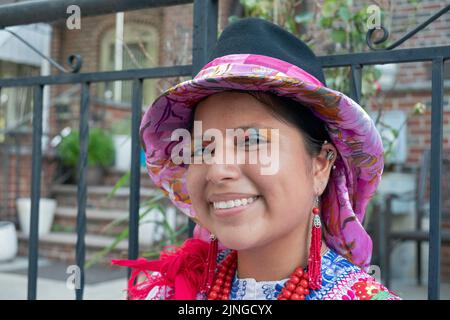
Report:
351,278,394,300
145,248,401,300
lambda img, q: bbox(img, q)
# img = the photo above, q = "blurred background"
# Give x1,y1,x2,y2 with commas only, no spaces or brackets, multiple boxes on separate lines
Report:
0,0,449,300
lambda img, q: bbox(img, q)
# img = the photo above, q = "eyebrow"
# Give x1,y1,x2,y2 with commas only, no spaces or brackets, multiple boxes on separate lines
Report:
233,123,276,130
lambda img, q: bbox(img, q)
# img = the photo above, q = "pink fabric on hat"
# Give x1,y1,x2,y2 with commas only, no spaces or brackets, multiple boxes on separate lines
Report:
202,54,324,86
139,53,384,270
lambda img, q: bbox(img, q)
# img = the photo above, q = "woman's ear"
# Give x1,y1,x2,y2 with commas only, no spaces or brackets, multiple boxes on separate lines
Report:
312,142,337,195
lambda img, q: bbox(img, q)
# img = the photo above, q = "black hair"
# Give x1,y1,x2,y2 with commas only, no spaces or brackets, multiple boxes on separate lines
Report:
243,90,331,157
189,90,331,158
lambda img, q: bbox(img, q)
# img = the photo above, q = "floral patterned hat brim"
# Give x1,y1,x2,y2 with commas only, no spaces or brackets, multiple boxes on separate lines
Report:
140,54,384,270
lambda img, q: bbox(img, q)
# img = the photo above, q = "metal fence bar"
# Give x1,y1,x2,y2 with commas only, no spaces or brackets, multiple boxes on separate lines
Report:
349,64,362,104
0,0,194,28
128,78,143,274
75,82,90,300
0,86,6,219
192,0,218,75
319,46,450,67
428,57,444,300
27,84,44,300
15,134,20,222
4,126,11,222
189,0,218,236
0,65,192,88
1,46,449,88
0,86,3,217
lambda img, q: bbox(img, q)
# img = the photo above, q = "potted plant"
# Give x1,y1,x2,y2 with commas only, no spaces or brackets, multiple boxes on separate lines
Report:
0,221,18,261
16,198,57,238
111,116,131,171
57,127,115,185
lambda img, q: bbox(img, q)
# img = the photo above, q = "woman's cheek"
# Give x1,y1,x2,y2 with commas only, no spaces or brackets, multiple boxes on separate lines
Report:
186,170,203,211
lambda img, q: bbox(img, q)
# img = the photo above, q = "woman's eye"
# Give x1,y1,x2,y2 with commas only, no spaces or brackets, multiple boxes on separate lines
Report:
191,144,215,158
241,134,266,148
192,148,204,157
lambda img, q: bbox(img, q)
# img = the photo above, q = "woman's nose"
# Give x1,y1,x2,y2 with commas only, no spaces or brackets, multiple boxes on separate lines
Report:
206,163,241,184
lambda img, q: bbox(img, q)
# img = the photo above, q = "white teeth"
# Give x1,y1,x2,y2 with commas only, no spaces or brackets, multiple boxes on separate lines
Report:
213,196,258,209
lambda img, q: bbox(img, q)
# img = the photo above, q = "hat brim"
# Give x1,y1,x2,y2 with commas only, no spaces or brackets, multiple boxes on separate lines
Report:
140,59,383,269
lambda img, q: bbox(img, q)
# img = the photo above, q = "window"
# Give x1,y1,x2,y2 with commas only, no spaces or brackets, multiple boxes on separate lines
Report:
0,60,39,143
98,23,159,106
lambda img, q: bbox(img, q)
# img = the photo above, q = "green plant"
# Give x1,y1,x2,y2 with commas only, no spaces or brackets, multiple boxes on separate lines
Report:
111,116,132,135
57,127,115,168
86,175,188,268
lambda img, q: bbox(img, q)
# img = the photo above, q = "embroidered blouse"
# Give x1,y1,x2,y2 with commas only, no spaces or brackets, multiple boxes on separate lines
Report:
145,248,400,300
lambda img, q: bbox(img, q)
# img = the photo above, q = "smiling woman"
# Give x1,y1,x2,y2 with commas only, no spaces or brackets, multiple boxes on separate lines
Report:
112,17,400,300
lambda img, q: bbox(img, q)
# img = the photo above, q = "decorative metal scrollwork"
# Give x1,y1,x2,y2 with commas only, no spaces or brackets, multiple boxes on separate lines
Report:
366,4,450,51
2,28,83,73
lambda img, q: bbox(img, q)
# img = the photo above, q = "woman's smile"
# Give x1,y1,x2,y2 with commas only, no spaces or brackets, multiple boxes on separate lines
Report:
208,193,262,218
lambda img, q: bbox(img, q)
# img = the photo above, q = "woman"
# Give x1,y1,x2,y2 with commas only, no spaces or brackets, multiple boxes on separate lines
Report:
113,17,400,300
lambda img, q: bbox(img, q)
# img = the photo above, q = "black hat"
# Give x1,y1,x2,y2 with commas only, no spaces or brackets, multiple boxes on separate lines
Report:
209,17,326,84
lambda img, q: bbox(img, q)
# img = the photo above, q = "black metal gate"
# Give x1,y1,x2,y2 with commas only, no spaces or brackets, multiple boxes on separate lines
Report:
0,0,448,300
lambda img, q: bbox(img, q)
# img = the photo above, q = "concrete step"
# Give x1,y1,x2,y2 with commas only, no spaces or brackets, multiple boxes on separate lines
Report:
103,167,154,189
17,232,153,265
50,184,163,210
52,206,128,236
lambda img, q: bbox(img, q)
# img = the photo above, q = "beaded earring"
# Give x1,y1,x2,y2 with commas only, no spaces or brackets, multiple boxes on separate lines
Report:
307,196,322,290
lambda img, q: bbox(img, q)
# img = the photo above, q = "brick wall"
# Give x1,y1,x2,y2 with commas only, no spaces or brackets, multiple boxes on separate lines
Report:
0,143,58,222
48,1,236,135
365,0,450,166
357,0,450,283
1,1,237,220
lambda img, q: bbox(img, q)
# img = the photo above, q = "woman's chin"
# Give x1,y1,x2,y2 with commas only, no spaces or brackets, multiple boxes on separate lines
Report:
216,233,259,251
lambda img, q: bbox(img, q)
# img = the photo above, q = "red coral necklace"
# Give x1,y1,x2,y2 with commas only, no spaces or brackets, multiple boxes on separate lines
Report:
206,250,313,300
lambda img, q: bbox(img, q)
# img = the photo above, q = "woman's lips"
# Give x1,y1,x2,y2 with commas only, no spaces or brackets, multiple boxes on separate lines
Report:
210,195,261,218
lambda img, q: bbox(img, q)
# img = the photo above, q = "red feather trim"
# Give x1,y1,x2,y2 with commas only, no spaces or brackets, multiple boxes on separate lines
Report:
112,238,211,300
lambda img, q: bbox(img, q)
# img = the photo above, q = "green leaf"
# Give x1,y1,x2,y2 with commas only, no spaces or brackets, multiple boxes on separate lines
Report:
338,6,351,22
295,12,314,24
331,29,347,44
86,227,129,269
57,128,115,168
107,171,130,200
319,17,333,28
322,1,337,18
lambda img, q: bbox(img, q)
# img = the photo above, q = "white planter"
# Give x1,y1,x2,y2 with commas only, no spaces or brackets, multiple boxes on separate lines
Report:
16,198,57,237
0,221,18,261
113,135,131,171
138,208,159,246
138,206,177,246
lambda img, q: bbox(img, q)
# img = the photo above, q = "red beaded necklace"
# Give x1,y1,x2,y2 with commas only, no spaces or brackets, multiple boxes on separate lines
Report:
205,203,323,300
207,250,311,300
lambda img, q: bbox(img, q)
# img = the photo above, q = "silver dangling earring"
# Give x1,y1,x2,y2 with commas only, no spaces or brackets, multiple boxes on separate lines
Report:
324,140,336,170
326,150,335,161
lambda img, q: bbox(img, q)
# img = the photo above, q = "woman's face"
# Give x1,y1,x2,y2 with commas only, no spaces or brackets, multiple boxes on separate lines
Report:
186,91,321,251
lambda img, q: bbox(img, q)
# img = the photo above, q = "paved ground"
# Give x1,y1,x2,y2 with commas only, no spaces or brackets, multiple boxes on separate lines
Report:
0,257,127,300
1,256,449,300
389,279,450,300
